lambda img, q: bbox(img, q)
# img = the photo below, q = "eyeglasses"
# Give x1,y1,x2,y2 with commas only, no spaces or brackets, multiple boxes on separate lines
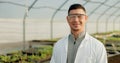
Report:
68,14,86,19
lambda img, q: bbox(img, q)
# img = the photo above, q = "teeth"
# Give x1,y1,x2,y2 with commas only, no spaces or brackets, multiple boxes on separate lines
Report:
73,24,79,25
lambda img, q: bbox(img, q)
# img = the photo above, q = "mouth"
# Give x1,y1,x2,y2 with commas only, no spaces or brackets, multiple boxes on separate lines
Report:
73,22,81,26
72,23,80,28
73,23,79,25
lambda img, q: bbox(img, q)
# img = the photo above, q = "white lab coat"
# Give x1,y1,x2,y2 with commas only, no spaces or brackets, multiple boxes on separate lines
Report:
50,33,108,63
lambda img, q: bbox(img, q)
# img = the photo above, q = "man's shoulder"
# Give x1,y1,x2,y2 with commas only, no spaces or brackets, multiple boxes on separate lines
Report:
86,33,104,46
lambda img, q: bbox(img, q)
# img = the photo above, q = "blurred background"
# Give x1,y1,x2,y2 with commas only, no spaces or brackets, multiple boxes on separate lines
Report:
0,0,120,63
0,0,120,42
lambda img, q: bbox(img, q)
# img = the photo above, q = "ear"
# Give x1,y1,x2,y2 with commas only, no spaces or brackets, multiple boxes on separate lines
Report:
66,16,69,22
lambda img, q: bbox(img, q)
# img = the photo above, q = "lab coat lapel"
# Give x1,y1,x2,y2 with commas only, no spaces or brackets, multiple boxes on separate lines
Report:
74,33,89,63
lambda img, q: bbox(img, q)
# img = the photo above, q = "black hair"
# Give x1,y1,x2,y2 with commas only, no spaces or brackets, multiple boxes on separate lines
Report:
68,4,86,14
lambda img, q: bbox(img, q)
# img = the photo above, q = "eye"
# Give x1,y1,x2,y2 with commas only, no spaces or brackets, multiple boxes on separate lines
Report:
78,14,85,17
77,15,81,18
70,15,75,18
68,14,86,19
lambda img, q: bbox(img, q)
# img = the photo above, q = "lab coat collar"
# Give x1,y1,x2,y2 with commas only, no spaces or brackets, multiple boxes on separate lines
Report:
64,32,89,63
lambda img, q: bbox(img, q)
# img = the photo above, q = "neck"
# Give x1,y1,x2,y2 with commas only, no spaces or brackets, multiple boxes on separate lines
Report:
71,30,84,40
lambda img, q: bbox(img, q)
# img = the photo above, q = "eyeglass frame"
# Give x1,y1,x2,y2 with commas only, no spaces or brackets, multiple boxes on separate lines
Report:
68,14,86,19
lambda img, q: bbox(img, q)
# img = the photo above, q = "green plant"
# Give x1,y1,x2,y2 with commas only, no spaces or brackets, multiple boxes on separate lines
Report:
0,45,53,62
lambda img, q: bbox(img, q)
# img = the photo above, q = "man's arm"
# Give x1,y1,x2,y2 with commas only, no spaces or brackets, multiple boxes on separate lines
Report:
96,43,108,63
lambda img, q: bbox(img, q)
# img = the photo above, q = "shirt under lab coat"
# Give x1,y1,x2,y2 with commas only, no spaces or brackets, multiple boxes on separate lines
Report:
50,32,108,63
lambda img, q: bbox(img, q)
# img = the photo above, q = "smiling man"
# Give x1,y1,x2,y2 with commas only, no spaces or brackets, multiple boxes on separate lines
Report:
50,4,108,63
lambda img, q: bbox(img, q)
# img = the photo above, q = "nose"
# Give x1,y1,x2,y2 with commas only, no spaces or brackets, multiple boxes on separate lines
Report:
74,16,79,22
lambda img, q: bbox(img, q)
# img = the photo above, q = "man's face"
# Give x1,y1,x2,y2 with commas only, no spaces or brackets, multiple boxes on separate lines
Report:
67,9,87,32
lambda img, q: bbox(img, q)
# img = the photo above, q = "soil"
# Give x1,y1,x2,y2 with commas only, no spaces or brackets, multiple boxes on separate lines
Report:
108,54,120,63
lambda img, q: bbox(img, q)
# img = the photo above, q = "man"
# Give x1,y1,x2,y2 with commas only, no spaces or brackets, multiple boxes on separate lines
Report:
50,4,108,63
